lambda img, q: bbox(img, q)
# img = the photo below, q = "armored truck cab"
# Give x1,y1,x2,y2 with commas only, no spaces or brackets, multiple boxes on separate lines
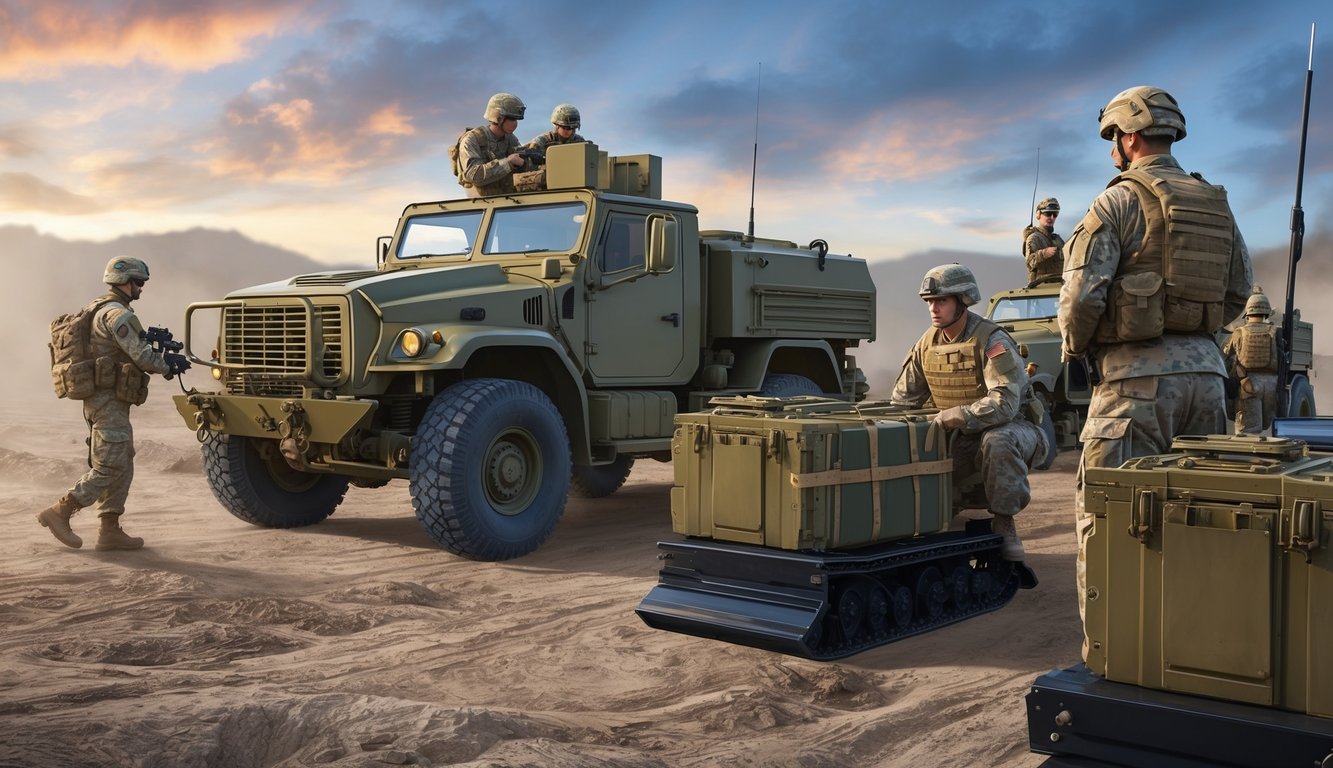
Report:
173,143,875,561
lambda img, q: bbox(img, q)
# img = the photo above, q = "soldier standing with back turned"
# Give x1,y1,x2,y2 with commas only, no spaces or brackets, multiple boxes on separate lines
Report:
1058,86,1252,658
1222,286,1281,435
36,257,190,551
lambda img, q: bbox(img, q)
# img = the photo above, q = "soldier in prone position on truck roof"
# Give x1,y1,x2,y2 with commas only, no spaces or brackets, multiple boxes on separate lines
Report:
1222,287,1280,436
1058,85,1253,661
1024,197,1065,285
890,263,1049,562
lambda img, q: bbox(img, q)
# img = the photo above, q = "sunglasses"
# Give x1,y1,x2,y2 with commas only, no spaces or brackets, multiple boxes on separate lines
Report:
1040,211,1059,217
129,278,146,287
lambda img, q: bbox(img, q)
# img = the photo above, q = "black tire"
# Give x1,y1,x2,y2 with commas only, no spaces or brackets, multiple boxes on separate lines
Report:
200,433,349,528
759,373,824,397
409,378,571,561
1286,375,1317,418
570,455,635,498
1033,394,1058,471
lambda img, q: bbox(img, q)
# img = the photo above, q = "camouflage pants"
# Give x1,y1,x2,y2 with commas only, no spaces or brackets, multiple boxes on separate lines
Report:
1235,372,1278,435
67,393,136,517
1075,372,1225,653
951,419,1047,517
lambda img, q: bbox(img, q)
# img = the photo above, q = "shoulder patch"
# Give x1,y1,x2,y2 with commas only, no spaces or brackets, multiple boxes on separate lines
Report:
116,323,130,339
986,341,1006,359
1076,208,1104,236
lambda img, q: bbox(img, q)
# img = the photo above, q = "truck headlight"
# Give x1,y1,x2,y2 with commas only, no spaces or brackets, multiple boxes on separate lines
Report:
396,328,426,358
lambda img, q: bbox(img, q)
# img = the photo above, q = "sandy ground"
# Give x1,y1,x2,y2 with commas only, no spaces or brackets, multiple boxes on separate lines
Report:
0,390,1085,768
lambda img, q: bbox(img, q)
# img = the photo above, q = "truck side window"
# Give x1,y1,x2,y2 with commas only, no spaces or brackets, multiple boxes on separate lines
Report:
601,213,646,275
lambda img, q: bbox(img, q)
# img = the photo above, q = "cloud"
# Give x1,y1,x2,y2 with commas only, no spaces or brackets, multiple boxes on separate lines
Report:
0,0,317,79
0,124,42,159
0,173,102,213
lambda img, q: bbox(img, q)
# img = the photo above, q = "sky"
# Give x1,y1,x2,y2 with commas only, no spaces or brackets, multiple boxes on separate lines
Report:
2,0,1331,270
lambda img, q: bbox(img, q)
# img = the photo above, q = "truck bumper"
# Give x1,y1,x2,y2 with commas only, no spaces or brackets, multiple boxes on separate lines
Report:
173,392,376,444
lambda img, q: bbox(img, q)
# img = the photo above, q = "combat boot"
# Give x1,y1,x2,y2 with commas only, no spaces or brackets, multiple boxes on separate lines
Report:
95,514,144,551
36,495,83,549
990,514,1025,562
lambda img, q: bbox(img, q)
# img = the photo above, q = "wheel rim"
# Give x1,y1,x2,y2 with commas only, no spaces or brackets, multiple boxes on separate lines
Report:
836,585,866,641
248,438,323,494
914,566,947,621
483,427,543,515
866,584,890,637
948,562,974,610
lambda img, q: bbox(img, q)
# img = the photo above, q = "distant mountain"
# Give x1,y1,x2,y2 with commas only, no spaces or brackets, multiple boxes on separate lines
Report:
10,226,360,401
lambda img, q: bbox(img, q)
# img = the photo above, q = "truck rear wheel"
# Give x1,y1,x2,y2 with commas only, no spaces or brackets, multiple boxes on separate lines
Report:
1287,375,1317,418
200,433,349,527
570,456,635,498
410,378,571,561
759,373,824,397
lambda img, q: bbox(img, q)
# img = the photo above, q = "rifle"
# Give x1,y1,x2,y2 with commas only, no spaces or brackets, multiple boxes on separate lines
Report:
1276,23,1315,417
517,149,546,167
145,326,190,380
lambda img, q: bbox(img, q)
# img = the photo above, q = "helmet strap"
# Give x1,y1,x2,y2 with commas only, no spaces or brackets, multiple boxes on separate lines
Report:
1113,134,1131,172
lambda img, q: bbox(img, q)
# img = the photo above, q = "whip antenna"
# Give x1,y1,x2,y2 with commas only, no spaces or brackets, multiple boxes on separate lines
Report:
1277,22,1316,416
745,62,761,244
1029,148,1040,227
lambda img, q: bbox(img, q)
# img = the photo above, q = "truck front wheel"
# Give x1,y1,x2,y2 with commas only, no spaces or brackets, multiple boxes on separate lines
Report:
410,378,572,561
200,433,350,527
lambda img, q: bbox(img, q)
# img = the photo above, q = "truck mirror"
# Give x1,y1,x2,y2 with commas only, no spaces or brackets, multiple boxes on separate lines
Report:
377,236,392,268
648,216,677,273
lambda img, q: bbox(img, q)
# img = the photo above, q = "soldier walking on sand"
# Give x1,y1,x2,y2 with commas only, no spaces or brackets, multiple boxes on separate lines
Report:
890,264,1049,561
36,257,191,551
1058,86,1252,657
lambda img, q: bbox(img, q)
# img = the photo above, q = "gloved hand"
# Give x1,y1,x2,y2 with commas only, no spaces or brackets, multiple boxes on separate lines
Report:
933,406,967,431
164,353,191,379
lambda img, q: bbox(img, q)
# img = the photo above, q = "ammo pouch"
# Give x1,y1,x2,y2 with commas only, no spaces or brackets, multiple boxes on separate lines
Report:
113,363,150,405
95,356,118,389
52,360,96,400
1095,272,1164,343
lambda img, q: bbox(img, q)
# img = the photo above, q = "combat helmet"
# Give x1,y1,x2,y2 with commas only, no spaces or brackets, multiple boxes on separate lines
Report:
1099,86,1186,141
1245,285,1273,318
104,256,150,285
1036,197,1060,215
551,103,581,130
484,92,526,123
919,263,981,307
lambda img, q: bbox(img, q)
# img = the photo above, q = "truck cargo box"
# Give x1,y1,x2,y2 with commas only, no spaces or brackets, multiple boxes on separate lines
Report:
671,396,951,551
1083,434,1333,718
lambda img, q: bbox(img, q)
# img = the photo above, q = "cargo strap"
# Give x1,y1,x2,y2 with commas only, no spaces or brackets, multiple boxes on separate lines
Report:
791,420,952,538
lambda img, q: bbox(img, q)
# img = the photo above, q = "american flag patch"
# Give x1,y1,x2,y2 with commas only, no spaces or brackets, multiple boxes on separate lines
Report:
985,341,1006,359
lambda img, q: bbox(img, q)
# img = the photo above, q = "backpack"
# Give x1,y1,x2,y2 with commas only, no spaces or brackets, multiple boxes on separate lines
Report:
49,296,118,400
1021,224,1040,256
448,127,475,180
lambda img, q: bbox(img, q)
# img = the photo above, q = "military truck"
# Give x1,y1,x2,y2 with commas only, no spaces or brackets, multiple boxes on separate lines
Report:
171,143,875,561
985,276,1317,453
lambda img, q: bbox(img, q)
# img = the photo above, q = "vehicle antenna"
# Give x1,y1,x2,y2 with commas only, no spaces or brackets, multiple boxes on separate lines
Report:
1277,22,1315,417
745,62,762,245
1029,147,1040,227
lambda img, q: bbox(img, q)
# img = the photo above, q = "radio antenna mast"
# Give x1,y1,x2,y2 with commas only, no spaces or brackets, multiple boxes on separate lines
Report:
1029,147,1040,227
745,62,762,244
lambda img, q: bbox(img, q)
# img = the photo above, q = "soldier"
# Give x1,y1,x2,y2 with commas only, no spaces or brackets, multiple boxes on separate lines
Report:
36,257,190,551
525,103,587,156
1058,86,1253,652
1024,197,1065,284
1222,287,1280,435
891,264,1049,561
455,92,534,198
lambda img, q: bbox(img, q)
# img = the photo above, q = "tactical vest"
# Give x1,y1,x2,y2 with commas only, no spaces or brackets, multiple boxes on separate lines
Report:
1094,167,1234,344
1235,321,1278,372
920,317,1005,408
1024,226,1064,282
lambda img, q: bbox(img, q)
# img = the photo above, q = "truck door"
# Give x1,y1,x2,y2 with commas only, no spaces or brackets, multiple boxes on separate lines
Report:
585,211,686,380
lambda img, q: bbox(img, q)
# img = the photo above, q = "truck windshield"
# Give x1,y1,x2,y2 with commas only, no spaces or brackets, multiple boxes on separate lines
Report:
398,210,484,259
990,295,1059,321
482,202,586,255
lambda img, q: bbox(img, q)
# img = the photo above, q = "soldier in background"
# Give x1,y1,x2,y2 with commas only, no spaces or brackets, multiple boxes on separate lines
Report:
891,264,1048,561
455,92,534,198
36,257,190,551
1222,287,1280,435
525,103,587,156
1058,86,1253,656
1024,197,1065,284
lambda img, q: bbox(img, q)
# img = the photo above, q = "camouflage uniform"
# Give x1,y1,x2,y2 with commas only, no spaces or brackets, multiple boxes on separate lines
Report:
891,312,1047,522
1024,226,1065,284
1059,154,1252,633
458,126,525,198
1222,317,1280,435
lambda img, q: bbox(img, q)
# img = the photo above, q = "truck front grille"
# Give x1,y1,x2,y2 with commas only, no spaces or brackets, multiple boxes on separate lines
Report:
220,301,346,394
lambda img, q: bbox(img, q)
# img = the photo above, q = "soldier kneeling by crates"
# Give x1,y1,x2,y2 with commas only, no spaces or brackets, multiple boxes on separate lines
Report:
890,264,1049,560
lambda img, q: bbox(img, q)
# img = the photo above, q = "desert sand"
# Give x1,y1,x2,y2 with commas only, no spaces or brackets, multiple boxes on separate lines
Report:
0,388,1084,768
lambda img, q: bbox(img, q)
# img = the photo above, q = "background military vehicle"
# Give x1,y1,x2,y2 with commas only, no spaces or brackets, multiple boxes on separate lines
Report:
985,276,1316,455
172,143,875,561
